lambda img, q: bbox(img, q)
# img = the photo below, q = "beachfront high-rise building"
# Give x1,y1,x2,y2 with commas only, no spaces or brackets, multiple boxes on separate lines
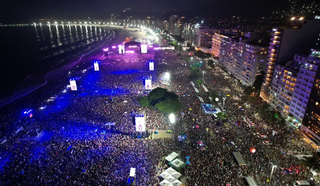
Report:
182,23,230,48
217,32,268,86
195,25,223,48
290,54,319,125
219,36,241,76
301,48,320,147
169,15,179,35
212,33,228,57
241,43,268,86
260,15,320,102
173,16,186,36
267,53,320,127
198,26,232,48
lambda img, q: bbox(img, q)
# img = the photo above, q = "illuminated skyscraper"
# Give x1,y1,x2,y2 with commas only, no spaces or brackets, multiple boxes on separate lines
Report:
217,32,268,86
260,15,320,102
301,49,320,146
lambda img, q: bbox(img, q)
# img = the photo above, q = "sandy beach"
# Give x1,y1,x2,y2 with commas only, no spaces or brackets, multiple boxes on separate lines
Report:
0,26,150,109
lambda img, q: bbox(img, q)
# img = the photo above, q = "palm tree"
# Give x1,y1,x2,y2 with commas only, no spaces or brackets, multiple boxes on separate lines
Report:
217,112,227,123
210,91,219,100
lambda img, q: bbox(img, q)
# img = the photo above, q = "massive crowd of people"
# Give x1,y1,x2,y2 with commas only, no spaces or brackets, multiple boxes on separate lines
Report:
170,52,318,186
0,49,178,185
0,45,318,186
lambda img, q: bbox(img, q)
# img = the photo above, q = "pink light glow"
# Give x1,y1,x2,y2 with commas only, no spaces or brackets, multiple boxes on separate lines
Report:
103,48,109,51
128,45,137,48
125,50,135,54
112,46,116,49
154,47,160,50
148,45,153,48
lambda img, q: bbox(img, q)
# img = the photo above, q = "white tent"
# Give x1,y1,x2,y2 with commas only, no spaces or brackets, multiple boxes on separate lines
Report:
165,152,179,162
170,158,185,168
165,175,176,183
160,171,171,179
164,167,181,179
172,179,183,186
170,171,182,179
159,180,174,186
165,167,177,174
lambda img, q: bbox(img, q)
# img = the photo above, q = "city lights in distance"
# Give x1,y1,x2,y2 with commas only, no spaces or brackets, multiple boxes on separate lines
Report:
291,17,304,21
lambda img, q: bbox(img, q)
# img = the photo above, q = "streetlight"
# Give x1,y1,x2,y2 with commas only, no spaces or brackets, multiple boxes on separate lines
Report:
169,113,176,124
270,163,277,182
202,71,205,82
222,97,227,111
164,72,170,81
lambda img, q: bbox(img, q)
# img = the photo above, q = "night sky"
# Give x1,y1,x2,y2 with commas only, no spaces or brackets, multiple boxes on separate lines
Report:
0,0,287,22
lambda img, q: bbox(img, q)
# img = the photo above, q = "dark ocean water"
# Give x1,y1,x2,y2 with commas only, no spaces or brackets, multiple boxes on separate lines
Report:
0,25,112,97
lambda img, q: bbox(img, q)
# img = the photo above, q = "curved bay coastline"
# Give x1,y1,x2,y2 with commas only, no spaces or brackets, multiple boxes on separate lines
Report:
0,27,135,136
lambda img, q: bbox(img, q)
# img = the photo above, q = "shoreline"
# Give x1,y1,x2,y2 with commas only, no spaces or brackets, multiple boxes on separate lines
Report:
0,29,117,108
